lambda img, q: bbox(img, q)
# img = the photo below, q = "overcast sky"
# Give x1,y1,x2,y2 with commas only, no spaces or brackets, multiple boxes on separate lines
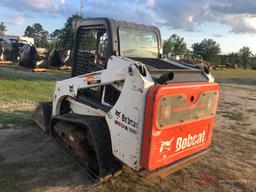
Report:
1,0,256,54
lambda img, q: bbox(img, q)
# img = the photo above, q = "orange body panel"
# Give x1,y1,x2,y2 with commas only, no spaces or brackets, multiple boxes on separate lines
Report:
141,82,220,170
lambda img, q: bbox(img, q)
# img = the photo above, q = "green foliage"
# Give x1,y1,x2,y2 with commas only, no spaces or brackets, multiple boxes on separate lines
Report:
192,39,221,65
251,55,256,64
24,23,49,48
219,53,240,67
0,22,7,35
239,46,252,69
51,14,83,50
49,29,63,49
163,34,187,56
228,52,240,66
163,40,172,56
62,14,82,49
219,54,228,66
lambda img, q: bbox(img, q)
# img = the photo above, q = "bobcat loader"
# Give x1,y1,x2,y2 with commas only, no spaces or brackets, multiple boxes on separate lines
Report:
33,18,220,181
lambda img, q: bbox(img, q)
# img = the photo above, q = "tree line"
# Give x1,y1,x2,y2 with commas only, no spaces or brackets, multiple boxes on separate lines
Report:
0,14,82,50
23,14,82,50
0,22,7,36
0,18,255,69
163,34,255,69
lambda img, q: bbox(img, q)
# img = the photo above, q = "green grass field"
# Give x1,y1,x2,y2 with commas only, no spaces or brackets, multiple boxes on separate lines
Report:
211,68,256,86
0,66,70,125
0,66,254,107
0,65,254,124
0,67,70,106
211,68,256,79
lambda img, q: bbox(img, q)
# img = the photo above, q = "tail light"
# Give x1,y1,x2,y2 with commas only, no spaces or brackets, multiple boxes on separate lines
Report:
159,105,172,121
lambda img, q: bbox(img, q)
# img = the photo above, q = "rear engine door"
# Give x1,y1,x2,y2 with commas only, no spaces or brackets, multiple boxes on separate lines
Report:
141,82,220,170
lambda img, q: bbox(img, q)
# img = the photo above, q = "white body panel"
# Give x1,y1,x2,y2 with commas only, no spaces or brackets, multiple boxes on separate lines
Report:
105,59,154,170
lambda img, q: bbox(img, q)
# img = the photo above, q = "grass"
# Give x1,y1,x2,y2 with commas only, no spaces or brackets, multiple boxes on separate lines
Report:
0,160,81,192
249,129,256,136
0,111,32,125
0,78,54,103
0,66,70,105
211,68,256,86
220,111,244,121
0,160,78,192
0,163,24,192
0,65,70,126
0,67,253,106
211,68,256,80
0,64,71,80
241,97,256,101
246,109,256,114
223,102,241,106
237,122,251,127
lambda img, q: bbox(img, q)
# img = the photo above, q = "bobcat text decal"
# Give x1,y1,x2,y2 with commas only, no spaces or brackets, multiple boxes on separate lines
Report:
114,110,139,134
175,130,206,152
160,130,206,153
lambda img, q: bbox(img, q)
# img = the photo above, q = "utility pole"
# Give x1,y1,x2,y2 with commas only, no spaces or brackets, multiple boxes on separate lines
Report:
80,0,85,18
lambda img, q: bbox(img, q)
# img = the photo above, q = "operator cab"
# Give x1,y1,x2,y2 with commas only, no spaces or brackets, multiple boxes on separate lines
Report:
72,18,209,107
72,17,208,77
72,17,163,76
72,18,163,106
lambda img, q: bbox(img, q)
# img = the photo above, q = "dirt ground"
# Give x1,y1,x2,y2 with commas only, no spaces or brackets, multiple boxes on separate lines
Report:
0,67,255,192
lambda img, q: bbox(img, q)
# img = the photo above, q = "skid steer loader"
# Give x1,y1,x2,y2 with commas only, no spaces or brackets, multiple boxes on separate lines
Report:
32,18,220,181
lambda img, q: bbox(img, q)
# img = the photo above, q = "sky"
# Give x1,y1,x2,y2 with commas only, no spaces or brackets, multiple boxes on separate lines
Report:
0,0,256,54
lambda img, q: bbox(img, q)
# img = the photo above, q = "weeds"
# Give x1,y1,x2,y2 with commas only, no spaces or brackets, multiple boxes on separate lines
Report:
246,109,256,113
220,111,244,121
240,97,256,101
223,102,241,106
0,111,32,125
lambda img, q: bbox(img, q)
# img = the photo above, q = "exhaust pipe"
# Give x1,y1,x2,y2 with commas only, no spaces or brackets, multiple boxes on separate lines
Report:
157,72,174,84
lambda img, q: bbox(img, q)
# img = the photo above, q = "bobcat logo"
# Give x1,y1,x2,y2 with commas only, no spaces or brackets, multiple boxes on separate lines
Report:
160,137,175,153
115,110,121,117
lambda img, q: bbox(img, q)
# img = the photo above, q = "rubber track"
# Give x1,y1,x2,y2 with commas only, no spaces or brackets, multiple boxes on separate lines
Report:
50,114,122,182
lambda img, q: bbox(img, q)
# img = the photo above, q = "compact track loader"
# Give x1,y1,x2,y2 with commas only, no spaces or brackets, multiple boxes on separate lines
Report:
33,18,220,181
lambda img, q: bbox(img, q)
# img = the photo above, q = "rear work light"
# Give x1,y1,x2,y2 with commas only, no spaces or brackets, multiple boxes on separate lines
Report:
158,91,218,128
